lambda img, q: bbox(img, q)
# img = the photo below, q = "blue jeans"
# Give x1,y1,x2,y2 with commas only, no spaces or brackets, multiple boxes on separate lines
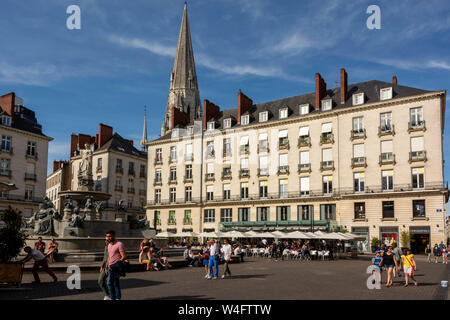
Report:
209,256,219,278
107,263,122,300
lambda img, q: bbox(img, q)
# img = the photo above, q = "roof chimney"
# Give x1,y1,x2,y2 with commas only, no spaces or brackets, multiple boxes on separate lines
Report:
315,73,327,110
392,76,397,86
98,123,113,148
0,92,15,116
171,107,190,129
340,68,348,105
202,100,220,129
237,90,253,124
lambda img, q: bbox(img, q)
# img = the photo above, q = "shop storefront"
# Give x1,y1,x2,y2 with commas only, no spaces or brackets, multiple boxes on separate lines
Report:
379,226,398,247
351,226,370,253
409,226,430,254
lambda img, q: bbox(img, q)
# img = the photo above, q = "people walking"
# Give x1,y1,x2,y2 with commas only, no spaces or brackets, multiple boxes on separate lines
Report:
391,243,402,277
380,246,398,287
371,251,383,284
425,244,432,263
433,244,440,263
98,236,110,300
441,245,448,264
221,239,232,279
47,238,58,263
401,249,418,287
201,242,210,278
20,246,58,283
105,230,128,300
208,239,220,280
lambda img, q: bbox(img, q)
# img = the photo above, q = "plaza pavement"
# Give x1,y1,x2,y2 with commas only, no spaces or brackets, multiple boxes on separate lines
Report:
0,255,447,300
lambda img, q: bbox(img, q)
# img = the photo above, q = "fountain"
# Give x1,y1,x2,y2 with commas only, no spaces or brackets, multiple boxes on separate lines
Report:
22,144,156,257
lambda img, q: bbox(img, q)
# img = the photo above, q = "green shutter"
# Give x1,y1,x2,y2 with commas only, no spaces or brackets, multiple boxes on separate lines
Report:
256,207,260,221
332,204,336,220
276,206,281,221
320,205,325,220
297,206,301,221
287,206,291,221
238,208,242,222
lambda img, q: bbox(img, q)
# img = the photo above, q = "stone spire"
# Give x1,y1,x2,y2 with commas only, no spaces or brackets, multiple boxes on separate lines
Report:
140,106,148,152
161,2,201,136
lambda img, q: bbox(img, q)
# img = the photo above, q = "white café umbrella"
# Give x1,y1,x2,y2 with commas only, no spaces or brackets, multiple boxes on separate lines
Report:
155,231,175,238
257,232,276,238
243,231,259,238
281,231,310,239
271,231,287,238
224,230,247,238
303,232,318,239
198,231,226,238
338,232,366,241
328,232,350,240
313,231,337,240
173,231,199,237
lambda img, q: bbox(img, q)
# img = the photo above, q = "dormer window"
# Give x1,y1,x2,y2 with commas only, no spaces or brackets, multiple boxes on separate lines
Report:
380,87,393,100
223,118,232,129
353,93,364,105
321,99,332,111
299,104,309,115
207,121,215,131
187,126,194,135
259,111,268,122
279,108,288,119
172,128,179,138
241,115,249,125
1,116,11,126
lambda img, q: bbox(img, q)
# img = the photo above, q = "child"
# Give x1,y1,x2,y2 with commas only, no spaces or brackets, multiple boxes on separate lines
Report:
371,251,383,284
401,249,418,287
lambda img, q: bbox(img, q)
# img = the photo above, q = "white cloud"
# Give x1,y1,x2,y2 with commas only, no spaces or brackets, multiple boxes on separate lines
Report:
0,62,61,86
427,60,450,71
109,35,176,57
270,33,313,55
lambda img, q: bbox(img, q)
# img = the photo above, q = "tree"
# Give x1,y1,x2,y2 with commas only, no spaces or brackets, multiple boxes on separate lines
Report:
0,207,28,263
400,230,411,249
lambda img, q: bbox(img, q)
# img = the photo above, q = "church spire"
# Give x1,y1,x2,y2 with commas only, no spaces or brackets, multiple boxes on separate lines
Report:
140,106,148,152
161,2,201,136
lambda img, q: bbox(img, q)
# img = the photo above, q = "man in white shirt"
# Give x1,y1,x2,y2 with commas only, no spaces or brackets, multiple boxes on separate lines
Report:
221,239,232,279
20,246,58,283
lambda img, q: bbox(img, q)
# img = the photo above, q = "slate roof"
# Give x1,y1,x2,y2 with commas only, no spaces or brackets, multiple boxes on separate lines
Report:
150,80,432,143
96,133,147,158
0,105,48,137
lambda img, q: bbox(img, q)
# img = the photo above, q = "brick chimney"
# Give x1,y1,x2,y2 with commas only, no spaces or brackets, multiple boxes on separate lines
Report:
315,73,327,110
202,100,220,129
70,134,78,157
53,160,60,173
340,68,348,104
392,76,397,86
0,92,15,116
98,123,113,148
237,90,253,124
171,107,190,129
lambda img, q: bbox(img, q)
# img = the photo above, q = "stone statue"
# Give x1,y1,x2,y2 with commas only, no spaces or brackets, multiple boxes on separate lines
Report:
85,195,94,210
64,195,74,209
115,199,127,222
129,214,149,230
79,143,93,176
31,197,59,236
94,201,105,220
68,210,85,228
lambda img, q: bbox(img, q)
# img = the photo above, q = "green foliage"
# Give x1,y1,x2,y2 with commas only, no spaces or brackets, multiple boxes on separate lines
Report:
400,231,411,248
0,207,28,263
370,237,380,248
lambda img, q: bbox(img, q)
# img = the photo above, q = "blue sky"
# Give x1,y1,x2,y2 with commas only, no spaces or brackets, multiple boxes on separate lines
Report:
0,0,449,213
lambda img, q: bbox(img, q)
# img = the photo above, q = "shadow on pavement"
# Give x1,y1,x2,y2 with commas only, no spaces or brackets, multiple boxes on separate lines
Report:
149,295,213,300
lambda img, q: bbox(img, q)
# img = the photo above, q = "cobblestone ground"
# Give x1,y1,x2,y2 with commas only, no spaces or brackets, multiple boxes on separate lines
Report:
0,255,448,300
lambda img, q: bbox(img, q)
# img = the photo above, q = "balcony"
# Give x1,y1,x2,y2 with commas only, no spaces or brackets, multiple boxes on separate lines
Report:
26,152,38,160
378,124,395,137
379,153,396,165
320,133,334,145
205,173,215,181
257,142,269,153
168,219,177,225
24,173,37,181
153,179,162,186
408,120,426,132
239,169,249,178
277,165,289,175
320,161,334,171
168,157,177,164
183,218,192,225
409,151,427,163
115,167,123,174
223,150,232,158
0,169,11,177
205,150,215,159
115,185,123,192
298,136,311,148
258,168,269,176
139,189,146,196
222,169,232,180
168,177,177,184
96,166,103,173
278,139,290,150
127,187,135,194
351,157,367,168
298,163,311,173
128,169,135,176
239,145,250,155
183,176,193,183
353,212,367,222
0,147,13,155
154,158,163,165
350,129,366,140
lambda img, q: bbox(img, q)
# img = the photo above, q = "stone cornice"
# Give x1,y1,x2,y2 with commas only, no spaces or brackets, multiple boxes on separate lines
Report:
0,124,53,141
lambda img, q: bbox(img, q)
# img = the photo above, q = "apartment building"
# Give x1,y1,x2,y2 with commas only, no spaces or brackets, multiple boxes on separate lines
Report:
70,124,147,221
145,4,448,253
46,160,70,213
0,92,53,217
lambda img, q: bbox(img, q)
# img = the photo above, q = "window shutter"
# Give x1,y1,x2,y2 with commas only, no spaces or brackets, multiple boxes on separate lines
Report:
287,206,291,221
185,144,192,155
300,151,309,164
353,144,364,158
320,205,325,220
299,126,310,136
277,206,281,221
238,208,242,222
256,207,260,221
279,153,288,166
278,129,288,138
241,158,248,169
259,132,268,141
309,205,314,220
381,140,393,153
332,205,336,220
207,163,214,173
240,136,249,145
322,148,333,162
297,206,301,221
300,177,309,191
321,123,332,133
259,156,268,169
411,137,424,152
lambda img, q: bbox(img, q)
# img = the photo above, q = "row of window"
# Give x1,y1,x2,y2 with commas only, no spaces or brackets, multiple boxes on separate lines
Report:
153,167,426,203
1,136,37,157
93,158,146,177
154,198,425,224
0,158,37,179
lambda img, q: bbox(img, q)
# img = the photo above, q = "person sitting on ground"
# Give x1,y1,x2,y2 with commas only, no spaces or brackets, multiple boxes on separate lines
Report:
47,238,58,263
234,245,244,262
157,248,172,269
149,247,165,270
183,245,195,267
139,239,150,252
139,247,155,271
34,237,46,254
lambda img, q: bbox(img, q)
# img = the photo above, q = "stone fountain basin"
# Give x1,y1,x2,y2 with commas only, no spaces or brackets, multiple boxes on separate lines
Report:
59,190,111,202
